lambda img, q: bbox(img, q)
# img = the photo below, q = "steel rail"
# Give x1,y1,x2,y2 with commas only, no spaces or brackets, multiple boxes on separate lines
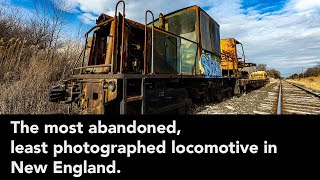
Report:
276,80,282,115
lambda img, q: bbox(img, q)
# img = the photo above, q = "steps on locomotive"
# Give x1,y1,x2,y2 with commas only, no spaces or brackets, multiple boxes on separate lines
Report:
120,78,146,115
120,78,191,114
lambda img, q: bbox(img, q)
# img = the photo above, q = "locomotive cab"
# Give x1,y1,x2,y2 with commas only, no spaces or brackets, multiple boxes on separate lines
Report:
153,6,221,77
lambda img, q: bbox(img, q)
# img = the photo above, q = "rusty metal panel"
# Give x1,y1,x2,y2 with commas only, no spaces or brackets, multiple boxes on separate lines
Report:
220,38,238,72
80,82,104,114
80,79,118,114
250,71,268,79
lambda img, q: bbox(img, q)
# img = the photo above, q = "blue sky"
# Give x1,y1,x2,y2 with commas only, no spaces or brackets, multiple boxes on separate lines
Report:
242,0,287,13
5,0,320,77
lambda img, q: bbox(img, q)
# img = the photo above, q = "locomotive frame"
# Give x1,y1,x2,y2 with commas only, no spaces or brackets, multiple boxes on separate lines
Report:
49,0,268,114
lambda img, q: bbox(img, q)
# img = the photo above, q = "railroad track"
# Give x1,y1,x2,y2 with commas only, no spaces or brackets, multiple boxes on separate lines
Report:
253,80,279,114
277,80,320,115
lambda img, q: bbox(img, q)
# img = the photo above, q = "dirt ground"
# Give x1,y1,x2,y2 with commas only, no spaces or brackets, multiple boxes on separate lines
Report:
191,79,280,115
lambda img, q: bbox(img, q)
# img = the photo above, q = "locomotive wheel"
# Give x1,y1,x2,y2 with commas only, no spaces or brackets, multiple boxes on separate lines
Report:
208,88,215,102
176,96,192,114
177,107,187,114
213,89,223,102
204,89,211,103
216,93,223,102
227,91,232,99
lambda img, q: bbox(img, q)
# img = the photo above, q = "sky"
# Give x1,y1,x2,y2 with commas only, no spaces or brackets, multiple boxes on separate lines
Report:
5,0,320,77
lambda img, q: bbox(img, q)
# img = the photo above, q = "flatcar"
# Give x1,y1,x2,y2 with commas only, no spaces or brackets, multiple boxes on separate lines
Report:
250,71,268,79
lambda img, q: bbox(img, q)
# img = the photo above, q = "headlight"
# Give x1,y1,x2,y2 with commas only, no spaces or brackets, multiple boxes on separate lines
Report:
107,81,116,92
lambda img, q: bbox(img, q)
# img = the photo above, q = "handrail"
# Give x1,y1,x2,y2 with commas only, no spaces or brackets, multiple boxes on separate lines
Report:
239,42,246,63
85,18,114,38
72,48,85,73
73,64,112,71
115,0,126,73
153,26,198,45
81,37,88,72
79,18,114,74
115,0,125,17
144,10,155,74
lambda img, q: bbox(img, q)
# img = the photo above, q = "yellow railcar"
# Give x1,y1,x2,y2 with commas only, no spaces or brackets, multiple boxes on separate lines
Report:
250,71,268,79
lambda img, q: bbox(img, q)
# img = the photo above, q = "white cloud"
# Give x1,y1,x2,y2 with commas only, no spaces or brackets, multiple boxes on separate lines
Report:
287,0,320,11
209,0,320,76
78,12,98,25
65,0,320,76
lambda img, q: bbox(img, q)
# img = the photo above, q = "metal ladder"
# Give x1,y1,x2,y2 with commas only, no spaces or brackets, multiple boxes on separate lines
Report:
120,77,146,115
119,9,155,114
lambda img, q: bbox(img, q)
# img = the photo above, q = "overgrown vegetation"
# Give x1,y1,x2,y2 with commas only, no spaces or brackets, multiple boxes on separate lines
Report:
288,64,320,79
304,64,320,77
286,64,320,92
256,64,281,79
0,0,83,114
287,76,320,93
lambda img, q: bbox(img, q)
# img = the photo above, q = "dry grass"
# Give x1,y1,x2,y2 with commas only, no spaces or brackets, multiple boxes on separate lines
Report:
287,76,320,93
0,38,81,114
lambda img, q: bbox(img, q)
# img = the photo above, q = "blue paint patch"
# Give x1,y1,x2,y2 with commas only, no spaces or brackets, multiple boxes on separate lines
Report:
201,54,222,78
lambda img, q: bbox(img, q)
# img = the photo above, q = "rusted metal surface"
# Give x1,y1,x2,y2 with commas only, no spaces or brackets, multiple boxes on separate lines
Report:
73,64,112,71
141,78,146,114
144,10,155,74
120,78,127,114
71,73,206,80
127,95,143,102
239,78,268,87
115,0,126,73
220,38,239,77
250,71,268,79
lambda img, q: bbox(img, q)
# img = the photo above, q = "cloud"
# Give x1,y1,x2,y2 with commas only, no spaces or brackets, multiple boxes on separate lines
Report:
65,0,320,76
287,0,320,11
66,0,203,23
209,0,320,76
78,12,98,25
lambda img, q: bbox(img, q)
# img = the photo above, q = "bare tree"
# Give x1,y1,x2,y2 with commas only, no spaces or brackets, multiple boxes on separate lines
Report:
304,64,320,77
257,64,267,71
0,1,25,40
267,69,281,79
31,0,71,61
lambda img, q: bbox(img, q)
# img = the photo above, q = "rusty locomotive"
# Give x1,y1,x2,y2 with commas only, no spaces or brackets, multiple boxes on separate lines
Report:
49,0,268,114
